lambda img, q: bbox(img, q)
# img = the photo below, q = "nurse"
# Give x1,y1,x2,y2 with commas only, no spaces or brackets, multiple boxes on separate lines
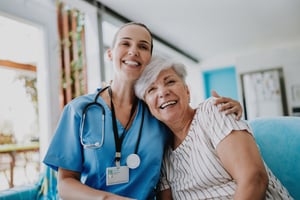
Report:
43,22,243,200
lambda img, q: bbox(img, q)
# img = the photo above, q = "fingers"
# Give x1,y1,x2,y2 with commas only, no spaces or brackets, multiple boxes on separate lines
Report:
211,90,220,98
222,105,242,120
235,110,242,120
215,99,243,120
219,102,237,113
214,96,231,105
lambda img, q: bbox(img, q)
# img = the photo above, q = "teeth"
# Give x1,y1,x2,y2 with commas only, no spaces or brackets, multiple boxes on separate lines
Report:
124,60,139,66
160,101,177,109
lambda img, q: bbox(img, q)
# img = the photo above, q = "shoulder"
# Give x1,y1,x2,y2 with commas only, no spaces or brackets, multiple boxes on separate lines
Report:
197,97,220,115
195,97,232,127
62,92,97,116
67,86,109,108
67,93,94,108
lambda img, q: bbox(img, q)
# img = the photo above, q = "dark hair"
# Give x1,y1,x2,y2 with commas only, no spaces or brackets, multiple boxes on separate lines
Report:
111,22,153,54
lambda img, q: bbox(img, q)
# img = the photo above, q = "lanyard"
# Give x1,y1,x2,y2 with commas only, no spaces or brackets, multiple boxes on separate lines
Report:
108,87,144,167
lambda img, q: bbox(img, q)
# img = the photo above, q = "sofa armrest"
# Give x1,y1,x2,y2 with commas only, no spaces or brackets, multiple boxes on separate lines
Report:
249,116,300,199
0,184,39,200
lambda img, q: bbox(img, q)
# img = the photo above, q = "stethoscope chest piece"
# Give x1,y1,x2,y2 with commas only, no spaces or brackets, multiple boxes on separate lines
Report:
126,153,140,169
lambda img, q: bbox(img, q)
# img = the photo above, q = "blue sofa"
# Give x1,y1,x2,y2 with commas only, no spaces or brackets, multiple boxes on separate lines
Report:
0,167,58,200
249,116,300,199
0,116,299,199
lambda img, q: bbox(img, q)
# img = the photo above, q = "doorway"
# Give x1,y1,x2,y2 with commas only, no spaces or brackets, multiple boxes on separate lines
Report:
202,66,238,100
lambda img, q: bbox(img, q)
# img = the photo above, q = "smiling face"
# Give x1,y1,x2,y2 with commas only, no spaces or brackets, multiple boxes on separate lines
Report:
144,68,191,125
107,24,153,82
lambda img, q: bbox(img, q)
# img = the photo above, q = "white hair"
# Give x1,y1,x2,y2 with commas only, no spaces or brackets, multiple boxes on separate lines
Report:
135,55,187,100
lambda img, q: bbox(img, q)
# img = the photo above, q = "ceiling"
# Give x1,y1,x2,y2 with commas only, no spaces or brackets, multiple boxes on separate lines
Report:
96,0,300,63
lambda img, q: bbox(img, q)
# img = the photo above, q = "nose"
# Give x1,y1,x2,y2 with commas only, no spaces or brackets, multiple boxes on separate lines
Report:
128,47,139,56
158,87,170,98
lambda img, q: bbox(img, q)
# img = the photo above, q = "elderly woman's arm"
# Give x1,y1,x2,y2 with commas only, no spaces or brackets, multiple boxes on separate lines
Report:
216,130,269,200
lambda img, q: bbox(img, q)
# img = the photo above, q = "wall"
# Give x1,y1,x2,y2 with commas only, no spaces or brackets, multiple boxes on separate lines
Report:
197,42,300,116
236,44,300,115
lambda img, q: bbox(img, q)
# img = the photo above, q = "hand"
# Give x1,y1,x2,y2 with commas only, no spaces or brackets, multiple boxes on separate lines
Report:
211,90,243,120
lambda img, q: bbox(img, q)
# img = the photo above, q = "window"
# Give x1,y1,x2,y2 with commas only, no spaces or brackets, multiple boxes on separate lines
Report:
0,15,41,190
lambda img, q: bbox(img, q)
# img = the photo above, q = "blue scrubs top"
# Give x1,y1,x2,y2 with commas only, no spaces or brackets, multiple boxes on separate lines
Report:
43,90,170,199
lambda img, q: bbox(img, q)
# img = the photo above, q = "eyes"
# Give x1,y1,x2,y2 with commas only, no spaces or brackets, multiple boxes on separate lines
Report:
146,79,176,95
119,41,150,51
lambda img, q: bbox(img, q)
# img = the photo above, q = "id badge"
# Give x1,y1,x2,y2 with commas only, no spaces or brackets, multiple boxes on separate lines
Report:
106,166,129,186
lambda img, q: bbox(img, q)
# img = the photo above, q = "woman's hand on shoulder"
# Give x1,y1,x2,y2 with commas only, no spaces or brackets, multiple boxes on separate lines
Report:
211,90,243,120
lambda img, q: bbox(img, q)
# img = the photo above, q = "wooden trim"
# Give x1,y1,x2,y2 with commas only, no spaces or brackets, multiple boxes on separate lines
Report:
62,5,72,103
0,60,36,72
57,2,88,107
81,22,88,93
57,1,65,110
71,9,80,97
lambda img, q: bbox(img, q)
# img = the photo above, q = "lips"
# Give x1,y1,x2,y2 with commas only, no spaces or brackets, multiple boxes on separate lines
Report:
124,60,140,66
160,100,177,109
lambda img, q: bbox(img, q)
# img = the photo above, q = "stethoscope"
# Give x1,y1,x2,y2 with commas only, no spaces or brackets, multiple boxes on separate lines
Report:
79,86,109,149
79,85,144,169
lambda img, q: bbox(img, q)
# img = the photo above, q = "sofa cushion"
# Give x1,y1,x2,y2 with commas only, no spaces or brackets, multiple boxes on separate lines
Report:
249,116,300,199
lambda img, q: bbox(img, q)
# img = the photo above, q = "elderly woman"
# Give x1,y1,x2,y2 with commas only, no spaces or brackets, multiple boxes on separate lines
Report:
135,56,292,200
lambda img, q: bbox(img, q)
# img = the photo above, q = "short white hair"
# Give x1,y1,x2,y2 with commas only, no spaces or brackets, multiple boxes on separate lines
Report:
135,55,187,100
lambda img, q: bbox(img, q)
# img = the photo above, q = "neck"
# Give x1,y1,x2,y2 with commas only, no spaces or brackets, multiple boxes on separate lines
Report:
167,107,196,148
108,81,138,129
110,81,136,106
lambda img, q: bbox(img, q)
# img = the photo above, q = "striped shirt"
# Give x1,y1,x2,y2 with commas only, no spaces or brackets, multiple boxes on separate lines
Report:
159,97,292,200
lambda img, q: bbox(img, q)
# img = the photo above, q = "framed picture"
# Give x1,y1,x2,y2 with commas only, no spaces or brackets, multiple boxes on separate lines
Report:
240,67,288,120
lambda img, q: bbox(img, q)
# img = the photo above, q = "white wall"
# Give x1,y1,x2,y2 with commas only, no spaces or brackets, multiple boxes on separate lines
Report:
236,43,300,115
196,42,300,116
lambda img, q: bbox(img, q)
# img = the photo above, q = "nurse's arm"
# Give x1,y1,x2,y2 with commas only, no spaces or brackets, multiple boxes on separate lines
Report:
211,90,243,120
58,167,135,200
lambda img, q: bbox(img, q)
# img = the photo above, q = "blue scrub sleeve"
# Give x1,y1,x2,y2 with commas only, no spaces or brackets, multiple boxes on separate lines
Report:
43,103,83,172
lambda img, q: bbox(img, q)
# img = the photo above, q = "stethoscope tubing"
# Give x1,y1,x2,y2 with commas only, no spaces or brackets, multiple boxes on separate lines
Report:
80,86,109,148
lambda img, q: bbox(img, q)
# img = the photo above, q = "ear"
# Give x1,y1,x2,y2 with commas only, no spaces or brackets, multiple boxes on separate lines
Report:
107,48,113,61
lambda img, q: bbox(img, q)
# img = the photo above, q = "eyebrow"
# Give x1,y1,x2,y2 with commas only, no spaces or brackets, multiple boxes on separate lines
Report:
164,74,176,81
120,37,151,45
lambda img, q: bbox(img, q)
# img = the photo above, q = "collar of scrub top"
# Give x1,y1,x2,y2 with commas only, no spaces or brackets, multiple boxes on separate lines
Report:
108,86,144,167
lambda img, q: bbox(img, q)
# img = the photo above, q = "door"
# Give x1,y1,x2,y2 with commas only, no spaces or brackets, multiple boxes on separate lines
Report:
202,66,238,100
